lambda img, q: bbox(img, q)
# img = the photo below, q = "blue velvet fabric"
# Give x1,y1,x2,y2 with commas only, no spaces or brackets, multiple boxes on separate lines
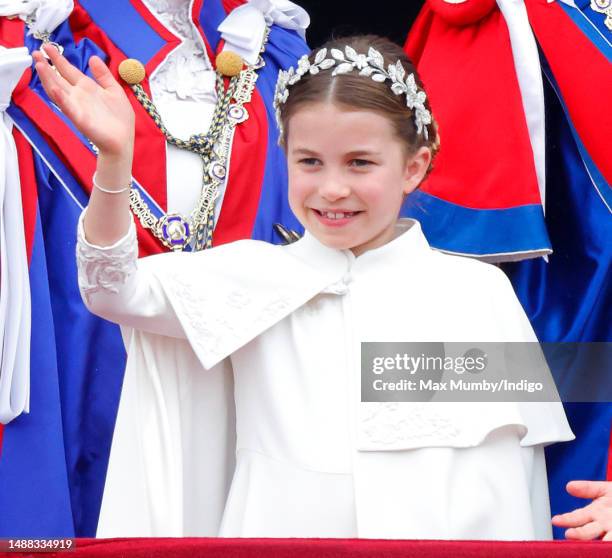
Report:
0,21,126,537
502,61,611,539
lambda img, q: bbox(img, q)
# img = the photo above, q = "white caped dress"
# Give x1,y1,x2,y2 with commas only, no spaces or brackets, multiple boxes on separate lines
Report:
77,216,574,540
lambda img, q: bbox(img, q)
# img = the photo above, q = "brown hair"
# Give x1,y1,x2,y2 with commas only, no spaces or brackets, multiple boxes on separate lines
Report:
278,35,440,172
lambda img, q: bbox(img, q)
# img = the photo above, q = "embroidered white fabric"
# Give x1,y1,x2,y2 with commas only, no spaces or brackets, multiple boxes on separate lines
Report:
359,402,461,446
76,214,138,304
82,218,571,538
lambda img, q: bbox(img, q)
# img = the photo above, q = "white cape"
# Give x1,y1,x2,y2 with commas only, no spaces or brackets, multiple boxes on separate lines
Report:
93,220,573,539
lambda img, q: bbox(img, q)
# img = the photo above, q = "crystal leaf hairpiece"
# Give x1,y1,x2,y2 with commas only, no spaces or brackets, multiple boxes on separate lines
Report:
273,46,432,143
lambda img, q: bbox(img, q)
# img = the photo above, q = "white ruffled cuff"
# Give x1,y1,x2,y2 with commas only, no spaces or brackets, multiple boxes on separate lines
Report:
76,211,138,305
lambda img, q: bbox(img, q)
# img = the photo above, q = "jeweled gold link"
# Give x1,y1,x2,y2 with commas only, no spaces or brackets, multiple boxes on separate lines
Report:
125,31,267,252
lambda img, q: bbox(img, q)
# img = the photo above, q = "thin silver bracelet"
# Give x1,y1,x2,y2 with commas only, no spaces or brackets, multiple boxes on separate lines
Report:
92,172,132,194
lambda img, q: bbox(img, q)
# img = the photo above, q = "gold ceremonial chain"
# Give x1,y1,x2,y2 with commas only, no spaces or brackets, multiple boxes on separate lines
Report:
129,73,237,251
120,29,270,251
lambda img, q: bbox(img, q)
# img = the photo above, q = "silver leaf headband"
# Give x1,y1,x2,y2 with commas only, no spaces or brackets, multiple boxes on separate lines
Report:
273,46,432,143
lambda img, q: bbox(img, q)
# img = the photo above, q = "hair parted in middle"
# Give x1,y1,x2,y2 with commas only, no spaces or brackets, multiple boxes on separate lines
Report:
276,34,440,174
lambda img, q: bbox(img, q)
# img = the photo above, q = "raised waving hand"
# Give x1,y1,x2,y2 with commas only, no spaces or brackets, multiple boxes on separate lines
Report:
33,44,134,155
33,44,135,245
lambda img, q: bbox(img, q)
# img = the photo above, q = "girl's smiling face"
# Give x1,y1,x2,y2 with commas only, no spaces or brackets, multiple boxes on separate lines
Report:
287,102,431,256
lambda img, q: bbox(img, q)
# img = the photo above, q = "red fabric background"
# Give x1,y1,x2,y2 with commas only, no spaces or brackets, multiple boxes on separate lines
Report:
404,3,541,209
524,0,612,186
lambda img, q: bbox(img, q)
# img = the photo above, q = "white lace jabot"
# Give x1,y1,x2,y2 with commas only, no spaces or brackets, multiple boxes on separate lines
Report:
140,0,217,103
140,0,311,102
137,0,219,221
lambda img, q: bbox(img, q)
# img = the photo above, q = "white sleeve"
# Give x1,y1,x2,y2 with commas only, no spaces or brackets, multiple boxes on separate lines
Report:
488,265,574,446
76,211,186,339
0,47,33,424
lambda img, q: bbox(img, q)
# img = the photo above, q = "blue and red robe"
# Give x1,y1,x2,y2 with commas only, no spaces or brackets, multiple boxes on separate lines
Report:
0,0,308,537
404,0,611,539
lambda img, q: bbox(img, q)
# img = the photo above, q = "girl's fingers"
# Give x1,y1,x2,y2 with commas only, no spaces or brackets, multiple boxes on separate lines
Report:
42,43,84,86
34,59,80,124
552,505,593,528
32,50,45,64
35,65,68,110
565,521,605,541
89,56,119,90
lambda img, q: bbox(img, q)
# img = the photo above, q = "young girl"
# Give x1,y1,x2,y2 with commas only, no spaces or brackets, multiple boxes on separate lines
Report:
34,35,573,540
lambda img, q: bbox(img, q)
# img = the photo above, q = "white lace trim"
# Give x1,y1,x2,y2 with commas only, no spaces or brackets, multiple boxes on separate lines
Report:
359,403,461,447
76,213,138,304
165,269,292,367
141,0,217,103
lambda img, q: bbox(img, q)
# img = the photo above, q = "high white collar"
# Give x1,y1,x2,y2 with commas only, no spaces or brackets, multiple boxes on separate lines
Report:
284,218,432,275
